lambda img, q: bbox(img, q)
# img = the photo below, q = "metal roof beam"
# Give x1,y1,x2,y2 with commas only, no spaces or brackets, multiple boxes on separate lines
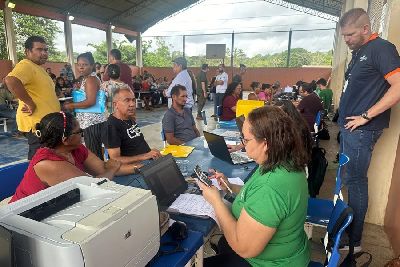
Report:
263,0,342,21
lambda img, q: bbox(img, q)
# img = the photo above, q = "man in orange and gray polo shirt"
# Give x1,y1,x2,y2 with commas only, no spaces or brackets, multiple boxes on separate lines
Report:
337,8,400,252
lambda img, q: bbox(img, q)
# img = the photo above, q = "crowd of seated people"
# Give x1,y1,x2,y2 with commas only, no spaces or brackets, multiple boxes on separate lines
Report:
4,42,336,266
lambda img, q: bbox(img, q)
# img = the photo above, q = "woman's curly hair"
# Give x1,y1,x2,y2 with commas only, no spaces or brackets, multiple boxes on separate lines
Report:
35,112,75,148
247,105,309,173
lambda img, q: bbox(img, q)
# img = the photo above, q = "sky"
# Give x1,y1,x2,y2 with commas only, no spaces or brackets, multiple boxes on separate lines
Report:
54,0,337,57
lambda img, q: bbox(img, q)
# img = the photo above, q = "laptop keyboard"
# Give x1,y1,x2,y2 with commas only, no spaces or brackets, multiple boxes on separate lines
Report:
231,152,251,164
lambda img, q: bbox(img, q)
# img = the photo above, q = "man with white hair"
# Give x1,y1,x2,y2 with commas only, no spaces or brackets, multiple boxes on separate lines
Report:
164,57,194,109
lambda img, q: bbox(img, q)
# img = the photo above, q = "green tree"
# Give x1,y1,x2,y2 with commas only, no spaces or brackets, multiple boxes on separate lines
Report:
88,39,136,64
0,12,64,61
143,37,177,67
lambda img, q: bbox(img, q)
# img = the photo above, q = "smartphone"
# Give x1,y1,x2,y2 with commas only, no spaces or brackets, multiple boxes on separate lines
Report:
194,165,213,187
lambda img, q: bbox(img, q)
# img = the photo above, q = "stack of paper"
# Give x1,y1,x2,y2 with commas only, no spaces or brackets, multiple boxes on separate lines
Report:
168,194,218,224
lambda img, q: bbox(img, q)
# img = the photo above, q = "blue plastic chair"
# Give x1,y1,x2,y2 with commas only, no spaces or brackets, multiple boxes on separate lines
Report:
309,199,353,267
102,144,109,161
313,110,323,133
161,128,167,148
0,160,29,201
216,105,222,122
306,153,349,227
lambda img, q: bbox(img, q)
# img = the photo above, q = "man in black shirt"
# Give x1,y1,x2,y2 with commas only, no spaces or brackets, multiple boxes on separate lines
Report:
102,87,162,177
338,8,400,252
232,64,246,84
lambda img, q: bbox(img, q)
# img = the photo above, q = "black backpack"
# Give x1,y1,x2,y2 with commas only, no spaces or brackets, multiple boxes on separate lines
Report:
308,147,328,197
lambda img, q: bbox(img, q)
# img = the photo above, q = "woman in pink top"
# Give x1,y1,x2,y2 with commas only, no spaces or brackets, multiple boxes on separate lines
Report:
10,111,122,203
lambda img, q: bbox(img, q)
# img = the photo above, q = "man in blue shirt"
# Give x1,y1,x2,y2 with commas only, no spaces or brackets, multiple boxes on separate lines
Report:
338,8,400,252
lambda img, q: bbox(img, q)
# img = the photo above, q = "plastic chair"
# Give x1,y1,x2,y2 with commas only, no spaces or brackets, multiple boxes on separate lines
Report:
313,110,323,133
0,160,29,201
0,118,7,132
308,199,353,267
216,105,222,122
306,153,349,228
102,144,109,161
161,128,167,148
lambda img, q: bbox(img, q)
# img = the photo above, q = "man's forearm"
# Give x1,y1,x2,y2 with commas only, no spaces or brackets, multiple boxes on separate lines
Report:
368,83,400,119
116,163,140,176
110,154,148,164
5,77,34,105
167,136,184,145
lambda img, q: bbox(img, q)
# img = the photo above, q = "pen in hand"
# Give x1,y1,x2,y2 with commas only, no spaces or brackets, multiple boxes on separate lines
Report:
211,169,233,194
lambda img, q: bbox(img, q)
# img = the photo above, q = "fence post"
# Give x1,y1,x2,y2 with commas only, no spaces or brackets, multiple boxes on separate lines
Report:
287,29,292,68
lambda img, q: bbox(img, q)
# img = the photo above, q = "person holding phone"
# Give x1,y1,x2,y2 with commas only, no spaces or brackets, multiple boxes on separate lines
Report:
198,106,310,266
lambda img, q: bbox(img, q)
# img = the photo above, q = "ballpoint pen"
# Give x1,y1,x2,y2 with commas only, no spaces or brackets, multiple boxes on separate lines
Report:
212,169,233,194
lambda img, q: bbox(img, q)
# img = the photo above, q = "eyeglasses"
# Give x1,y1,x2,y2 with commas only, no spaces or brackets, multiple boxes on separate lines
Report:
60,111,66,139
71,128,84,137
240,136,254,146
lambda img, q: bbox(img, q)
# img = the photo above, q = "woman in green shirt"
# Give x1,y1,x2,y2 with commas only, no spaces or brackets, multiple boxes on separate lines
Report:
199,106,310,266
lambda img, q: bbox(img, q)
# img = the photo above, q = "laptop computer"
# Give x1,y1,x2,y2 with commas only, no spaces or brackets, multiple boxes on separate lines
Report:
203,131,254,165
139,154,188,209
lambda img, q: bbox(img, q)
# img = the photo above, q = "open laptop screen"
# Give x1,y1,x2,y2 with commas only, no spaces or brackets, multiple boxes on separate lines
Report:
140,154,188,208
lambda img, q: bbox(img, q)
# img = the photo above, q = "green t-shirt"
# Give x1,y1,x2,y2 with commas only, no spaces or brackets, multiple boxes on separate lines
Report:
231,166,310,267
196,71,208,95
319,88,333,111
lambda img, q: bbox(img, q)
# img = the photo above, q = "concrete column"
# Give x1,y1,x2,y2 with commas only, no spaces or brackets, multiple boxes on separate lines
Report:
3,7,18,66
136,32,143,68
106,24,113,62
286,30,292,68
64,17,75,76
183,35,186,58
370,0,400,229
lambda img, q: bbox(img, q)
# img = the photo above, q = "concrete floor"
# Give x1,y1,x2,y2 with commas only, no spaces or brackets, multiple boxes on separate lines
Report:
0,100,394,265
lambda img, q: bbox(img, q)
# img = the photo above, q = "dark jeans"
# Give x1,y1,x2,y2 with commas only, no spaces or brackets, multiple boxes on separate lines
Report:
197,93,206,117
204,236,250,267
24,131,41,160
0,104,17,133
214,93,224,116
339,127,383,245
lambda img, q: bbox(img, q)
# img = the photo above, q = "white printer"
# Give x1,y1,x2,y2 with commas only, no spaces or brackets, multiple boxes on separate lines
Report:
0,176,160,267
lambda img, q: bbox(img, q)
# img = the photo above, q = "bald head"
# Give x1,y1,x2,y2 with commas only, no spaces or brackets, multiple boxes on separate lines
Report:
339,8,371,29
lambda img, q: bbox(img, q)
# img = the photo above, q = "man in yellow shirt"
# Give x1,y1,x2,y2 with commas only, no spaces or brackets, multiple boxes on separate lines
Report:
5,36,60,159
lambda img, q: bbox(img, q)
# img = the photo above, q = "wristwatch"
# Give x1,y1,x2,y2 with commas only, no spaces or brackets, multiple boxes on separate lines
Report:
361,112,371,121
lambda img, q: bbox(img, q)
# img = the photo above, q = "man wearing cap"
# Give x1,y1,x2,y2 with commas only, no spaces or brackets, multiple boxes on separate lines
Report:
196,64,209,120
164,57,194,109
232,63,247,84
